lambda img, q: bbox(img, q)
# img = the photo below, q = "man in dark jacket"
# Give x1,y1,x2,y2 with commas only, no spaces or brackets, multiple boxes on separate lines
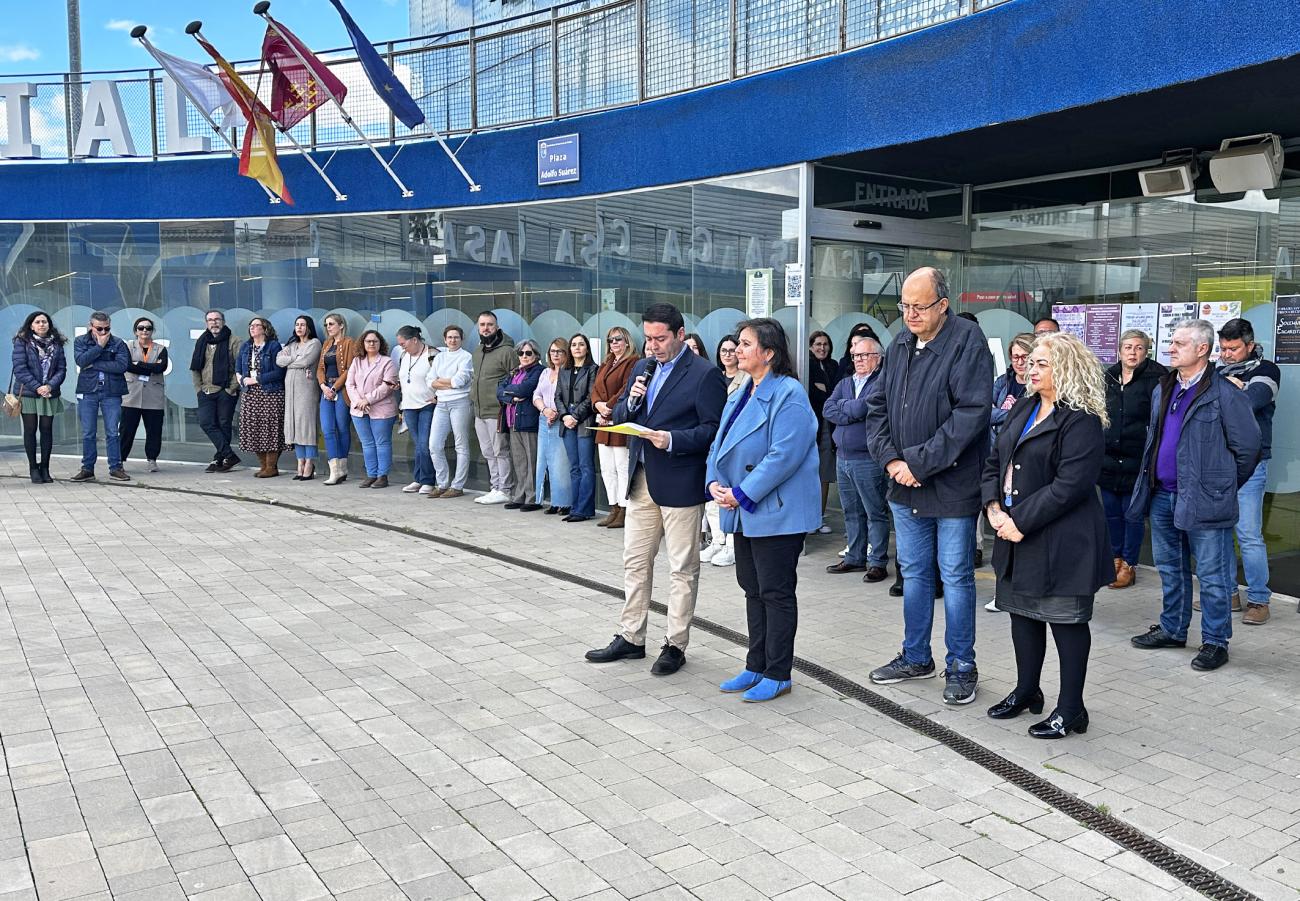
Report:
71,311,131,482
1128,319,1260,671
864,268,993,705
470,311,516,505
1216,318,1281,625
585,302,727,676
823,334,889,581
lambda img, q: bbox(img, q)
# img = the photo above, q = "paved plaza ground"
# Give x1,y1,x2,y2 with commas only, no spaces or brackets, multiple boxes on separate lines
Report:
0,453,1296,901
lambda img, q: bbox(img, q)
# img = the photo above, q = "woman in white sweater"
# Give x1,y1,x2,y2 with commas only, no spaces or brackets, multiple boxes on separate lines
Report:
396,325,439,494
426,324,475,498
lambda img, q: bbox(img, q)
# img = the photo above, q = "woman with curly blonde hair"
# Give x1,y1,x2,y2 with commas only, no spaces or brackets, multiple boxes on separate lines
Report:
979,332,1112,740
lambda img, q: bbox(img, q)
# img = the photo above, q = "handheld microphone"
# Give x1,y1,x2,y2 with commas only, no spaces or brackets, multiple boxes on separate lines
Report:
628,358,658,411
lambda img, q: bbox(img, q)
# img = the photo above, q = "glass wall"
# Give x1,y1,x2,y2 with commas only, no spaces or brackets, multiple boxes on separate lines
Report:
0,168,800,490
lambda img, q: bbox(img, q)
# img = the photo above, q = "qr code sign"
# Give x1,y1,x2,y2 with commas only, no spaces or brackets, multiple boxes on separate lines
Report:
785,264,804,304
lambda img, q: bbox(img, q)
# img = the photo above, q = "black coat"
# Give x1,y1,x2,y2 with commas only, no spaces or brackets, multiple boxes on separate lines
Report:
980,400,1112,620
864,311,993,517
1099,357,1167,496
556,362,598,437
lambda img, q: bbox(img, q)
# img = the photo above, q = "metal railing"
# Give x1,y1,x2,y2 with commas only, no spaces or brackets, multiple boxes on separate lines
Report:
0,0,1010,161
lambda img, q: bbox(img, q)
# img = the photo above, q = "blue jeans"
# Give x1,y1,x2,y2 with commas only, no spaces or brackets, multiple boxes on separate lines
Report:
352,415,395,478
535,420,572,507
320,394,351,459
1149,489,1234,648
1100,487,1146,564
1235,460,1270,604
890,502,978,671
404,405,436,486
78,392,122,471
293,444,317,460
430,396,474,489
561,428,596,517
837,456,889,567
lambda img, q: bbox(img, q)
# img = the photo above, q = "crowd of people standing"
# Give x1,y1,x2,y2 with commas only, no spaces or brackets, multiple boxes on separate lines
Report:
8,283,1282,734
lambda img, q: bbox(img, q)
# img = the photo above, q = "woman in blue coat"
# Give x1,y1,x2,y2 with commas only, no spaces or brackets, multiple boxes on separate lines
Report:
11,310,67,483
705,318,820,702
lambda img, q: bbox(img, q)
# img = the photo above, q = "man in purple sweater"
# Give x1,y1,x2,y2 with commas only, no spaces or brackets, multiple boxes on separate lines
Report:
1126,320,1259,672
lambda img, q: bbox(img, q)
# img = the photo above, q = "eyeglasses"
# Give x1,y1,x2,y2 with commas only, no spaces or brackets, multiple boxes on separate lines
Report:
850,352,881,361
719,347,737,354
897,298,945,315
549,349,564,355
135,325,154,332
92,326,110,333
517,350,535,358
1010,353,1029,363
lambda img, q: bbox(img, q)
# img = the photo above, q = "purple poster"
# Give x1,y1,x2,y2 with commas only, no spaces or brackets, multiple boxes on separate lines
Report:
1051,304,1087,341
1085,304,1122,364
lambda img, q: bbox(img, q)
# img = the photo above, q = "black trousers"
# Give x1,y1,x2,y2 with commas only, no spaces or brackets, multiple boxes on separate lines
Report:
734,530,805,681
1009,613,1090,719
21,412,53,468
120,407,164,462
196,390,237,459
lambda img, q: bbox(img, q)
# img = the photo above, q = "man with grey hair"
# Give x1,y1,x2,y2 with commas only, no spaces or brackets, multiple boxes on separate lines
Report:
71,311,131,482
823,333,890,581
1127,319,1259,671
864,267,993,705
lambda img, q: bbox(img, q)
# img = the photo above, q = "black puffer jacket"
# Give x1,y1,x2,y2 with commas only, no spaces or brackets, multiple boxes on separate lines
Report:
1099,357,1167,496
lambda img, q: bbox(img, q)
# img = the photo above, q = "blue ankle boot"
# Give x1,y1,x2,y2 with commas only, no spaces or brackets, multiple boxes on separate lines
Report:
742,678,792,702
719,670,763,693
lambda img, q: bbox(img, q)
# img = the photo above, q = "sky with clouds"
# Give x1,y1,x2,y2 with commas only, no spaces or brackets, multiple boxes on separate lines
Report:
0,0,410,76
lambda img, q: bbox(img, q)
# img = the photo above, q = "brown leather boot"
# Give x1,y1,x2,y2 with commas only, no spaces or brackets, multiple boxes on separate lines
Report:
1109,561,1135,589
1112,557,1123,577
597,505,619,527
607,505,626,529
264,451,279,477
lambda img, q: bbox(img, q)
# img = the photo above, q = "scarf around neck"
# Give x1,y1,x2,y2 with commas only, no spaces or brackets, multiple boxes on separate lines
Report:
1218,345,1262,380
191,325,233,383
30,334,57,384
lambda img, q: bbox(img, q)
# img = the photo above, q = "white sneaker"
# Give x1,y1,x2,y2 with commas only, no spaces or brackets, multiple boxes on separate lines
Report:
478,489,509,505
402,481,422,493
700,543,720,563
985,599,1001,612
838,545,848,557
711,546,735,567
419,484,436,495
815,524,832,535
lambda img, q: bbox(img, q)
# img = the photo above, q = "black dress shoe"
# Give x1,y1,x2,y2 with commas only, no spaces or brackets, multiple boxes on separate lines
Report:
1191,644,1229,671
863,566,888,583
889,575,904,597
651,643,685,676
826,561,866,574
29,466,41,484
974,548,984,568
504,502,522,509
1028,708,1088,739
585,635,646,663
39,465,53,483
563,514,590,522
1131,624,1187,649
557,507,571,516
544,506,560,515
987,688,1045,720
520,503,544,512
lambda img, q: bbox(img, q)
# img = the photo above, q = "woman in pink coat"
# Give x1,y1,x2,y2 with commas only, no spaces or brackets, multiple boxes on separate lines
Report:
345,329,399,488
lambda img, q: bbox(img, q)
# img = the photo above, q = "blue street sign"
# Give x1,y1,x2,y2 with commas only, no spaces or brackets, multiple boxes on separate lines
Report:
538,134,580,186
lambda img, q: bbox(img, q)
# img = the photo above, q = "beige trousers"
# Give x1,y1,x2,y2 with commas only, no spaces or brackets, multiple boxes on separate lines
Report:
619,472,705,650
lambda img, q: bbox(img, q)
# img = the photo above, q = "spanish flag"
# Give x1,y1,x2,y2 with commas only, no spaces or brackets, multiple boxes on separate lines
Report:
194,35,293,205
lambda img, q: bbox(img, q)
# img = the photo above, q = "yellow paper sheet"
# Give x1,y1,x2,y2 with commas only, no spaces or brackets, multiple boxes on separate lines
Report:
592,423,653,437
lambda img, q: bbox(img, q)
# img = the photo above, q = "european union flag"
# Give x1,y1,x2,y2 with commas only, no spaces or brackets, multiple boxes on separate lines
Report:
329,0,426,130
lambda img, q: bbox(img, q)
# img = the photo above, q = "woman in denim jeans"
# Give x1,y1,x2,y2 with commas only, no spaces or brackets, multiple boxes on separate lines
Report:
533,338,573,515
557,333,598,523
317,313,357,485
345,330,399,489
395,325,438,494
426,324,475,498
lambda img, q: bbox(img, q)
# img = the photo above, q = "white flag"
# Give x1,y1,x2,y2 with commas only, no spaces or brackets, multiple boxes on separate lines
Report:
146,44,246,129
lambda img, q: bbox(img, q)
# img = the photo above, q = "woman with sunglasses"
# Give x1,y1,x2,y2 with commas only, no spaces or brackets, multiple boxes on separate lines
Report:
10,310,67,483
237,317,288,478
277,315,322,480
590,326,638,528
346,330,400,488
120,317,168,472
497,340,545,510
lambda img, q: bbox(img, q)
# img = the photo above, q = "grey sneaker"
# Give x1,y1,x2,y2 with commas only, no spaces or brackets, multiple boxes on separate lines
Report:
109,468,131,481
869,653,936,684
942,667,979,705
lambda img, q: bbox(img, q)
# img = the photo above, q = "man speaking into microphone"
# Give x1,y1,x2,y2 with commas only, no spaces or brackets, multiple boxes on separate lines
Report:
586,303,727,675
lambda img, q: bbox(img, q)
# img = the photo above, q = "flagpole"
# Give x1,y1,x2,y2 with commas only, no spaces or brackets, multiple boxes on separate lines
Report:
253,3,422,197
186,21,348,201
131,27,282,204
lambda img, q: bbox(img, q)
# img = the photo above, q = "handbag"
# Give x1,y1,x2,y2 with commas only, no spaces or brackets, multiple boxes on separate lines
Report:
3,376,22,418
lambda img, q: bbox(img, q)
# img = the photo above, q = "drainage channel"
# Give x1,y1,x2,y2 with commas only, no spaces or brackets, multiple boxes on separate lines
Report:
25,477,1260,901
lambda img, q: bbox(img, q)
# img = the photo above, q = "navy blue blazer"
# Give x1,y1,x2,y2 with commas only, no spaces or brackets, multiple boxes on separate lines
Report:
612,350,727,507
